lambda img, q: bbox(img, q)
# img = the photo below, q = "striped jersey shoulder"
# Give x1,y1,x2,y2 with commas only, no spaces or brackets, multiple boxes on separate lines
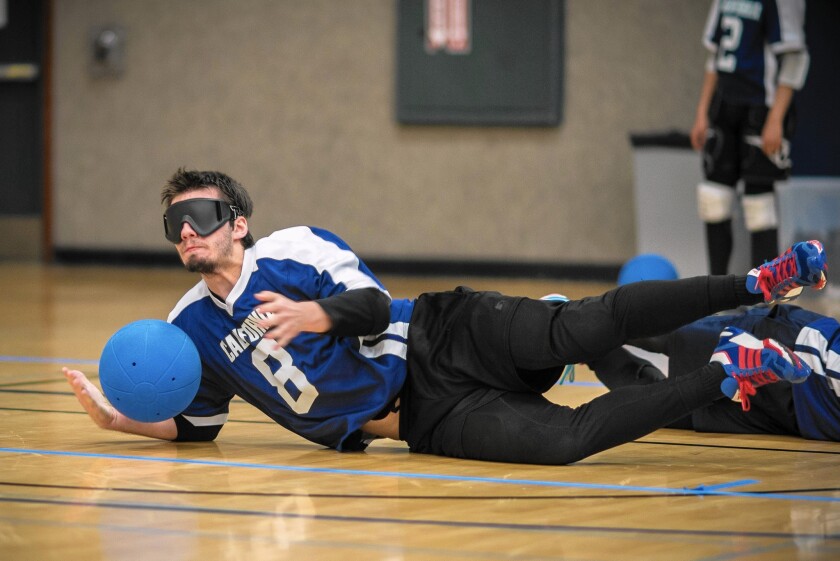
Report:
167,280,213,323
254,227,388,293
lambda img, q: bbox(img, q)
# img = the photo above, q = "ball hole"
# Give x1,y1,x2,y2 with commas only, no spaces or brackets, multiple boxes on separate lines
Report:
131,362,136,367
171,377,176,381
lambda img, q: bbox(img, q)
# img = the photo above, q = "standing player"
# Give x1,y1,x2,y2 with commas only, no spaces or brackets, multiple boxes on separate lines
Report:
63,170,827,465
691,0,809,274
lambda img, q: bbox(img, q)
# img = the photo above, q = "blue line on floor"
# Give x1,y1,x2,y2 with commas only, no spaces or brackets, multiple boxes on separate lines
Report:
686,479,759,492
1,447,836,503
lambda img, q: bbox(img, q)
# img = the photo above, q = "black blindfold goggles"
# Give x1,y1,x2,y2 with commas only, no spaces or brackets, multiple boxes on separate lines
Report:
163,198,242,243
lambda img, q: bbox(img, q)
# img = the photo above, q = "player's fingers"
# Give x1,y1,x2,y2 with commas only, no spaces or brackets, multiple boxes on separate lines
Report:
264,327,290,346
690,130,701,151
64,371,83,389
256,301,290,317
255,291,291,305
256,314,282,332
266,324,298,347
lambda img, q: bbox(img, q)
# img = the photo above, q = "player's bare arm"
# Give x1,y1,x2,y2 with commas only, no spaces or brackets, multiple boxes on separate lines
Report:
691,70,717,151
63,367,178,440
762,85,794,156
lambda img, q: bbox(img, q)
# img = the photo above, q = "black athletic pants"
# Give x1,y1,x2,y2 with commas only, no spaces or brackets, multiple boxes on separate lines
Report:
405,275,764,464
702,92,795,273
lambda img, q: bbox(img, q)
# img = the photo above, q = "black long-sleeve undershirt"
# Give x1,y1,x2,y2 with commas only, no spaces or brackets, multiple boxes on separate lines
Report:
317,287,391,337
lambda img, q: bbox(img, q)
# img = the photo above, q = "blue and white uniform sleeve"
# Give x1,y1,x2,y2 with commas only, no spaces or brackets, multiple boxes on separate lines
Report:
171,368,234,442
702,0,723,54
796,317,840,396
771,0,809,89
258,227,391,335
770,0,806,53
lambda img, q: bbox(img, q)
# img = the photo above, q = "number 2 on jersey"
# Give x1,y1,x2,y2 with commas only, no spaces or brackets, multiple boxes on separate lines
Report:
717,15,743,72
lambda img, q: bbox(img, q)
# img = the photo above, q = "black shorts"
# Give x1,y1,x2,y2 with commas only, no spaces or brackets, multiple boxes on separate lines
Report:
703,90,796,185
399,277,754,462
400,287,532,453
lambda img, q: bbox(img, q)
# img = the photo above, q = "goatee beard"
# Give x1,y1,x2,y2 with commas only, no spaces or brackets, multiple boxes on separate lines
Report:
185,257,218,274
181,228,235,275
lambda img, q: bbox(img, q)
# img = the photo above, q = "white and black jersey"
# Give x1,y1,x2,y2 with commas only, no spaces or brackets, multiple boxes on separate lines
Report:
703,0,807,106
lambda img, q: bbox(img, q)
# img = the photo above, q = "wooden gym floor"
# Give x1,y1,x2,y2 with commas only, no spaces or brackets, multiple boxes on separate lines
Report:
2,263,840,560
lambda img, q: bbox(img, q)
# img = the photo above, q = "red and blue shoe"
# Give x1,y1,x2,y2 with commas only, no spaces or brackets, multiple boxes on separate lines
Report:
746,240,828,304
711,326,811,411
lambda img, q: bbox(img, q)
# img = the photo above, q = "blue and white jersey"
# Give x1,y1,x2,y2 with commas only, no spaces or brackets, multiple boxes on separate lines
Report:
703,0,806,106
673,306,840,441
167,226,415,451
789,313,840,441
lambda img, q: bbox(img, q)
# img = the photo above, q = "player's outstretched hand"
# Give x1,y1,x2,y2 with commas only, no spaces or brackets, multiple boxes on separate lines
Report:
63,367,118,430
63,368,178,439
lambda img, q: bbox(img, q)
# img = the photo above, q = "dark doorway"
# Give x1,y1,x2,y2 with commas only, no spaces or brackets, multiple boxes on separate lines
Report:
0,0,45,258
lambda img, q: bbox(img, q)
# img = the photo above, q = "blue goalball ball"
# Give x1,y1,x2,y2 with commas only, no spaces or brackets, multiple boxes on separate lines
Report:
618,254,679,286
99,319,201,422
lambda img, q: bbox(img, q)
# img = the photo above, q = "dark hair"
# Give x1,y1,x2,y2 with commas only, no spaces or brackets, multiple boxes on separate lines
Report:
162,168,255,248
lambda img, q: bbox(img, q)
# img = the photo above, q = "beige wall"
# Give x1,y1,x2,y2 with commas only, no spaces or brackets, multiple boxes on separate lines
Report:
51,0,709,265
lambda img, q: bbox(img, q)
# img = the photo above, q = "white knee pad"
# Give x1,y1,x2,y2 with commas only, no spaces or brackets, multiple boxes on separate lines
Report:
697,181,735,223
742,192,778,231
